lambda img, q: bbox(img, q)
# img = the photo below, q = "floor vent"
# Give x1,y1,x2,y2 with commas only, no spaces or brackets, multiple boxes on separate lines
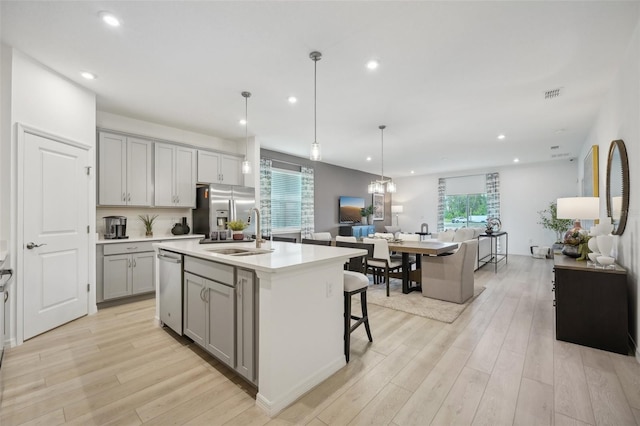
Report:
544,88,562,99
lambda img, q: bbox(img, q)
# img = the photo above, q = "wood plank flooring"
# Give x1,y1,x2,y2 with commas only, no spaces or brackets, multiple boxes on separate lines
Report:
1,255,639,425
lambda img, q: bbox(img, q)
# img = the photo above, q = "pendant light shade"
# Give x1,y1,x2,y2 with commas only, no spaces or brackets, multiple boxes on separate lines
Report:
310,51,322,161
241,91,251,174
367,125,397,194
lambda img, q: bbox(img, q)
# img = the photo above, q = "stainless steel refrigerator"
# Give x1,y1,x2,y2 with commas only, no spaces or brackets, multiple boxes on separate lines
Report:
193,184,256,238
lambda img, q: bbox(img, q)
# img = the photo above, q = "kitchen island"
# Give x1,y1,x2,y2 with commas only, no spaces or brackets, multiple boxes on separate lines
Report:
152,239,366,416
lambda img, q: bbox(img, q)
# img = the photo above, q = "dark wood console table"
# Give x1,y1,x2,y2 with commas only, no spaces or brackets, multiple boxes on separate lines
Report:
553,255,628,354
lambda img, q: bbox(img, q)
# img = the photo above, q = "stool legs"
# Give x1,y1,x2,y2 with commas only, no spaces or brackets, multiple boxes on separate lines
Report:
344,289,373,363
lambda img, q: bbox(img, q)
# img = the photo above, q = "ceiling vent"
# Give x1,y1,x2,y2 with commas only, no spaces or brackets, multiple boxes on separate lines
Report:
544,87,562,99
551,152,570,159
550,145,560,150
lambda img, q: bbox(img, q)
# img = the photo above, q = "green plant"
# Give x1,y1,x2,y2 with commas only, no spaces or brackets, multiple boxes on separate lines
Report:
138,214,158,233
227,220,248,231
360,204,375,217
537,201,572,243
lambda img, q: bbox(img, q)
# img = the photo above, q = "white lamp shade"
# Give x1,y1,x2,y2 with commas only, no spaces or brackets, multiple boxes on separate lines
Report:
556,197,600,220
391,205,403,213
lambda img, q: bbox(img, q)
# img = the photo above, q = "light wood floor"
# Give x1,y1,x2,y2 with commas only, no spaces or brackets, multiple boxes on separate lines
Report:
2,255,640,425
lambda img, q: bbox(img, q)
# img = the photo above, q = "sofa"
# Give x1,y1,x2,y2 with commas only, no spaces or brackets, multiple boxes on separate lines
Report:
424,228,490,271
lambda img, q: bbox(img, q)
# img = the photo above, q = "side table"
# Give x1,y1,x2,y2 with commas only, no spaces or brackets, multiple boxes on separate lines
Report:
478,231,508,272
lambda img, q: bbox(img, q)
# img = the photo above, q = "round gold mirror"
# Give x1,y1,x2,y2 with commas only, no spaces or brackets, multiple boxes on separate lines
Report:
606,139,629,235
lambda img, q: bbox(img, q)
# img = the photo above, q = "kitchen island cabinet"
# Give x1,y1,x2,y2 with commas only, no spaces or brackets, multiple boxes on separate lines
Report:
153,239,366,416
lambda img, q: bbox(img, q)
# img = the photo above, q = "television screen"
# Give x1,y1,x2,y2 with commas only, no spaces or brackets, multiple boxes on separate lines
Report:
339,196,365,223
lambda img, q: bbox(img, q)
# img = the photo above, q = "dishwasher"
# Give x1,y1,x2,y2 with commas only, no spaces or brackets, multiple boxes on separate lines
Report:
158,249,183,335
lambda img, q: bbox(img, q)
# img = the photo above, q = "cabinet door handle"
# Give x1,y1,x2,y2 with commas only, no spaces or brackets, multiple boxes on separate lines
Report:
553,300,556,307
237,279,243,298
128,259,132,268
126,247,138,250
127,193,131,202
176,196,179,204
133,259,136,267
199,287,205,301
123,193,126,202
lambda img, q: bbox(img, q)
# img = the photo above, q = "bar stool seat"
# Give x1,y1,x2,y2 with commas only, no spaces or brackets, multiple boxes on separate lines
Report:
343,270,372,363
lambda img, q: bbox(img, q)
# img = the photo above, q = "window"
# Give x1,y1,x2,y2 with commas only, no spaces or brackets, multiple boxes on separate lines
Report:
445,193,487,228
271,169,302,232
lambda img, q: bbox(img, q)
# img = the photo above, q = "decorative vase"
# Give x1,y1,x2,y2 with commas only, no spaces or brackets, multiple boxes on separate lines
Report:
232,231,244,240
587,237,599,253
596,235,614,257
368,214,374,224
171,223,184,235
145,231,153,237
561,244,581,258
361,216,368,225
181,217,190,234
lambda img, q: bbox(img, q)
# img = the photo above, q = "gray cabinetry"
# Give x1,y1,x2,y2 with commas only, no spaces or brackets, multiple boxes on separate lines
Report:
182,256,256,382
197,150,242,185
155,142,196,207
101,241,155,302
236,268,256,382
98,132,153,206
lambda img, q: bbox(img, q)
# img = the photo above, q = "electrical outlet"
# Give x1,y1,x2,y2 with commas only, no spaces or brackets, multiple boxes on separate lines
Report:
326,281,333,298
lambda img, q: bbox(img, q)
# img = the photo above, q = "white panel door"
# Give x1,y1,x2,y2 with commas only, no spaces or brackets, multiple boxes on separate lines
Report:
154,143,175,207
175,146,195,207
23,132,89,340
126,137,153,206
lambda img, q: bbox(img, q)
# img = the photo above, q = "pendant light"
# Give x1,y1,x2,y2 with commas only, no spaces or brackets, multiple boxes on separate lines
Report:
241,91,251,174
368,125,397,193
310,51,322,161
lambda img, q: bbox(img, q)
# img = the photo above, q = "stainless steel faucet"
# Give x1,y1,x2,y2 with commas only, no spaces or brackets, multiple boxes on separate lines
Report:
250,208,264,248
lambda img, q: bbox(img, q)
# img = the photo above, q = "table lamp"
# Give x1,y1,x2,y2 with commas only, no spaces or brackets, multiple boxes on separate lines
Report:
391,205,403,227
556,197,600,229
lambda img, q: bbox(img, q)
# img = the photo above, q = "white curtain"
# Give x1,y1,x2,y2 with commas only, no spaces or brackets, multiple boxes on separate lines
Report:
301,166,315,238
259,158,272,237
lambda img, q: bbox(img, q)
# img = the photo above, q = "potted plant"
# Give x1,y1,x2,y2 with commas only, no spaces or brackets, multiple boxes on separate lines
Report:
361,204,375,225
537,201,572,250
139,214,158,237
227,220,248,240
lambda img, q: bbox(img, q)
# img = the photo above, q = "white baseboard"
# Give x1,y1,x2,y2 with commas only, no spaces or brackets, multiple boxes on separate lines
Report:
256,355,345,417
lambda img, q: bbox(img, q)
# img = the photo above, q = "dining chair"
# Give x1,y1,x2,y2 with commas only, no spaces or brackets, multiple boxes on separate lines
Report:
301,238,331,246
422,239,478,303
312,232,332,241
335,235,357,243
363,237,402,297
272,235,297,243
374,232,394,240
336,241,374,362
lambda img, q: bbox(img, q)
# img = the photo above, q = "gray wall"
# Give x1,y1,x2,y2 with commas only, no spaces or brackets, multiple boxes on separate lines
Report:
261,149,392,236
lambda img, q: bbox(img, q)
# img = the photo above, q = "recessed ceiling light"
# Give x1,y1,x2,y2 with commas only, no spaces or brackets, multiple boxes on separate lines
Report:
366,156,372,161
99,11,121,27
410,170,415,174
514,158,520,163
497,134,506,140
366,60,379,70
239,119,247,125
288,96,297,104
81,72,96,80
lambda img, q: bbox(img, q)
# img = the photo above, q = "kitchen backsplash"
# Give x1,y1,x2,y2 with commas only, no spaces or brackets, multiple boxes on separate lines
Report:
96,207,194,239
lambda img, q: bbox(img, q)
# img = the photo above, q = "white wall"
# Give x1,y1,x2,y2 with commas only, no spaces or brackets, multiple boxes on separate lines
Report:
2,49,96,346
580,16,640,354
393,160,579,256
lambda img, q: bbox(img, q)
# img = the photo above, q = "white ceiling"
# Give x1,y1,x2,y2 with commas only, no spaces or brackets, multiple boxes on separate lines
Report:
2,1,638,177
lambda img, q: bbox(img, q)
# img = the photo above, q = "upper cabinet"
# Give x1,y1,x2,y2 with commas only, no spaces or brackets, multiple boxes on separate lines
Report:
197,150,242,186
155,143,196,208
98,132,153,206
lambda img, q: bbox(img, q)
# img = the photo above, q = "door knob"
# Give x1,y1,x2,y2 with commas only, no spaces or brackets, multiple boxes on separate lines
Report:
26,242,46,249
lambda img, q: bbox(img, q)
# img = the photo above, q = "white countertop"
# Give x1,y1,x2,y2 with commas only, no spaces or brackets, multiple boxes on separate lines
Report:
154,239,366,273
97,234,205,245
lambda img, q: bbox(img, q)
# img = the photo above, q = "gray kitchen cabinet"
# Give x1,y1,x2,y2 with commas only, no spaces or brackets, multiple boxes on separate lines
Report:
197,150,242,185
155,142,196,207
98,132,153,206
101,241,155,301
183,257,236,369
235,268,256,382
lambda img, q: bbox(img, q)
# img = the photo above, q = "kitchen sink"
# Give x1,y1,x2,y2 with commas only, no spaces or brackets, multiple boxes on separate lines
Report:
206,248,274,256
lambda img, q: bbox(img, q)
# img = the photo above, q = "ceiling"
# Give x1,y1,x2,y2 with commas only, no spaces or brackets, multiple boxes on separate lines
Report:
2,1,638,177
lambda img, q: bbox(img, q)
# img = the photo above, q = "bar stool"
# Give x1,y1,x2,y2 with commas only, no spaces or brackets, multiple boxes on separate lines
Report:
343,270,372,363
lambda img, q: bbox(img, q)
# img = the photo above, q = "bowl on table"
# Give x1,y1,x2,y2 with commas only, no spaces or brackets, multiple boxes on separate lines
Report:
587,252,600,263
596,256,615,267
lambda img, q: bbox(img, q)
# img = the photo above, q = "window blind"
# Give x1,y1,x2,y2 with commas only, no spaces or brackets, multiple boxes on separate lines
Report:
271,169,302,232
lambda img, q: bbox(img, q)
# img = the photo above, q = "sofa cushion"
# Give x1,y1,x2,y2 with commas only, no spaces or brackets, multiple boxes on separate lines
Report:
453,228,475,242
437,229,456,242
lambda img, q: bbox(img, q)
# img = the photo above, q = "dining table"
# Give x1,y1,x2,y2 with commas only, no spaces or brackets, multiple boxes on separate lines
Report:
387,240,459,293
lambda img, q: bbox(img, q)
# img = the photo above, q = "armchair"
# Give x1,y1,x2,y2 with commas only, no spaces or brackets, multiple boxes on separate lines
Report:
421,239,478,304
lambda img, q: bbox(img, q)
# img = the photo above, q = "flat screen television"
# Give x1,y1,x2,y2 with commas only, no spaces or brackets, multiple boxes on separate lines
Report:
339,196,365,224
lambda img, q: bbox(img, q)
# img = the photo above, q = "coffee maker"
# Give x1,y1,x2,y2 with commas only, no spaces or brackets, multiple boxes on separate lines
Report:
104,216,128,239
